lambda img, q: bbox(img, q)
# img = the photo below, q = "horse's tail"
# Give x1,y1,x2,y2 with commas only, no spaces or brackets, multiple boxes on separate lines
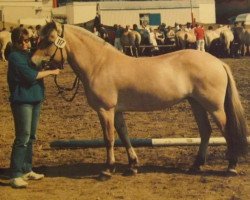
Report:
223,63,248,157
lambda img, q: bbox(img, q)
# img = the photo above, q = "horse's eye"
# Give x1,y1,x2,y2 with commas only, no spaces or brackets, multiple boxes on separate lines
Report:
49,35,56,41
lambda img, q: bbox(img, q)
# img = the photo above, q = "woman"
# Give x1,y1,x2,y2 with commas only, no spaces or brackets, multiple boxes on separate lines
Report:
149,27,159,52
7,27,60,188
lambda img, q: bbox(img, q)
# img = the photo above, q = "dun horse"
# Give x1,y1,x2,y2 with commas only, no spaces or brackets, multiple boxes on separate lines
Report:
32,22,248,180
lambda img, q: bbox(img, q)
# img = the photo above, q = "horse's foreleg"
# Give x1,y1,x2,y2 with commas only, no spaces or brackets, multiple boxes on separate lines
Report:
1,49,6,62
134,47,139,58
97,108,116,180
129,46,134,57
188,99,212,172
114,112,139,175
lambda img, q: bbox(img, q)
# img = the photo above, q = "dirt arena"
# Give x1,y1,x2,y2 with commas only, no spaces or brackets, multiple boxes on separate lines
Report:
0,57,249,200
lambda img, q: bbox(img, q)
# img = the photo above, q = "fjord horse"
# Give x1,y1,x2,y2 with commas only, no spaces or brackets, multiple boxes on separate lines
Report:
32,22,248,180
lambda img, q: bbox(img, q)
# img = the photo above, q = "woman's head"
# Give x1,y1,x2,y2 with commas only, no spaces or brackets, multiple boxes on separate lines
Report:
11,27,31,51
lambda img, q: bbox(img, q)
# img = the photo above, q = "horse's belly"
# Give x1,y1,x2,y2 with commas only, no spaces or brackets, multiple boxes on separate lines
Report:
116,89,185,112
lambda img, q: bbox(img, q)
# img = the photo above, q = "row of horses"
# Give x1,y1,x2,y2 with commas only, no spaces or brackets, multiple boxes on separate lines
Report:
1,24,249,61
176,25,250,57
99,25,250,58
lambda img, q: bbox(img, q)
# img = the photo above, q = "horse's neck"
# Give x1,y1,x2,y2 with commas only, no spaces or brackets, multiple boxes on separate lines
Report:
64,25,113,81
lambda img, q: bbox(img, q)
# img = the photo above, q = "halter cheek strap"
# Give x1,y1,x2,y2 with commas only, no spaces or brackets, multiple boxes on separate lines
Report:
50,25,65,69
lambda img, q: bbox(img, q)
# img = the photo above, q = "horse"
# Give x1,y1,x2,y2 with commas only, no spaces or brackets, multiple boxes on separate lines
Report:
0,30,11,61
220,28,234,57
233,26,250,56
31,21,248,180
205,26,228,52
120,30,141,57
205,26,232,57
241,28,250,55
175,29,196,49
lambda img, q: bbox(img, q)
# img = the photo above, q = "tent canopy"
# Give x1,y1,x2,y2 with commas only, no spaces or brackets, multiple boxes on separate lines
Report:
235,13,250,25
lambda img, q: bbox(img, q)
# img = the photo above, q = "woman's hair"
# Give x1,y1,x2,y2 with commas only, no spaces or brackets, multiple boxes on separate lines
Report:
11,27,29,45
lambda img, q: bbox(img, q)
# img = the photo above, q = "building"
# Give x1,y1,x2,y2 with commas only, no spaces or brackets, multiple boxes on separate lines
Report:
0,0,53,26
58,0,215,26
0,0,216,27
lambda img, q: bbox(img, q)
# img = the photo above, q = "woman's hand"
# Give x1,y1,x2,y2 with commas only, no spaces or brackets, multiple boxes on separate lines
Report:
50,69,61,76
36,69,61,79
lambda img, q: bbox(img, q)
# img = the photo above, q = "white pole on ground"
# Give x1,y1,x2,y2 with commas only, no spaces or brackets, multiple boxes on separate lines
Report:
50,137,250,149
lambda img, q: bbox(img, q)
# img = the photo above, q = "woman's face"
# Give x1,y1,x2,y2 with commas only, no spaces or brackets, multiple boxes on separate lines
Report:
18,34,31,51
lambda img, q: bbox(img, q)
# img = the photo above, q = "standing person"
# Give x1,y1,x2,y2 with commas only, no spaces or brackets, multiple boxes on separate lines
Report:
93,26,100,37
160,23,167,39
156,26,165,45
166,26,175,45
94,13,101,29
194,23,205,51
114,24,123,52
7,27,60,188
99,24,109,43
149,27,159,55
174,22,181,32
133,24,140,33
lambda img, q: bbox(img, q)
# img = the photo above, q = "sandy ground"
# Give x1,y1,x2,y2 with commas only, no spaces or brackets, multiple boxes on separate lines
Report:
0,57,249,200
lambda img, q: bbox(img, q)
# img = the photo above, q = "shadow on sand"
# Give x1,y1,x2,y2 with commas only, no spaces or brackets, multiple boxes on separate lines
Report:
0,162,240,184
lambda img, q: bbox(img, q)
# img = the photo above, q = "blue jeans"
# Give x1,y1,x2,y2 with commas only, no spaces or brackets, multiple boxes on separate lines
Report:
10,102,41,178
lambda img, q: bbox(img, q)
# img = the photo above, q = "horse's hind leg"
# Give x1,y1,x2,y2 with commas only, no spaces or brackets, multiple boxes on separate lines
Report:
188,99,212,172
114,112,139,175
209,109,238,175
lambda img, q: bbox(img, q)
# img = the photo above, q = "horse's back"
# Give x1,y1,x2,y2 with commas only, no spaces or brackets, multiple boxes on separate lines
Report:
116,50,227,111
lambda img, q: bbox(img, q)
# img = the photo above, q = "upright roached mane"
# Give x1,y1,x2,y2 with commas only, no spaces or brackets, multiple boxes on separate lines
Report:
32,22,248,180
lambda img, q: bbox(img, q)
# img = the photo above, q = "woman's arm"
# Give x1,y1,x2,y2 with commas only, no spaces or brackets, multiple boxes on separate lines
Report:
36,69,60,80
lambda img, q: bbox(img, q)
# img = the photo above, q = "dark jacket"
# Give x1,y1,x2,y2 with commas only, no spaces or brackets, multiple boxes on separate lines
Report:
7,50,44,103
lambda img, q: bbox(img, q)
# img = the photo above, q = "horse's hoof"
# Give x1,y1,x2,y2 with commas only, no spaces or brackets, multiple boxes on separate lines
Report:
98,171,112,181
227,168,238,176
123,168,138,176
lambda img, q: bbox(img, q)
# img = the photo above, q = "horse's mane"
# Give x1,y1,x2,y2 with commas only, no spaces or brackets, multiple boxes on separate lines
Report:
40,22,57,38
67,24,106,45
40,22,106,45
40,22,120,54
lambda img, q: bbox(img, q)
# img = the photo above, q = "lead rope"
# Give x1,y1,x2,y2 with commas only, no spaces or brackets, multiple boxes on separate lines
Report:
54,75,80,102
53,24,80,102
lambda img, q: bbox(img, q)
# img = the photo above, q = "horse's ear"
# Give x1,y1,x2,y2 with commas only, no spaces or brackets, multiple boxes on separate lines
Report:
45,19,50,24
50,19,61,35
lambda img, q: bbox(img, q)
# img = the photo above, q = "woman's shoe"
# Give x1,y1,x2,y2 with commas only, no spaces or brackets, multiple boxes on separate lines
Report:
10,177,28,188
22,171,44,181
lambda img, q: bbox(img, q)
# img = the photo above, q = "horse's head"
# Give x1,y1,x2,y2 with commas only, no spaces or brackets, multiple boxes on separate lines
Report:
31,20,67,70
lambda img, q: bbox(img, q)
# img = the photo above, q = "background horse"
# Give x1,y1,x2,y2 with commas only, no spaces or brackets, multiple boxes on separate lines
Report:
32,21,248,180
234,26,250,56
120,30,141,57
0,30,11,61
220,28,234,57
175,30,196,49
205,26,229,52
